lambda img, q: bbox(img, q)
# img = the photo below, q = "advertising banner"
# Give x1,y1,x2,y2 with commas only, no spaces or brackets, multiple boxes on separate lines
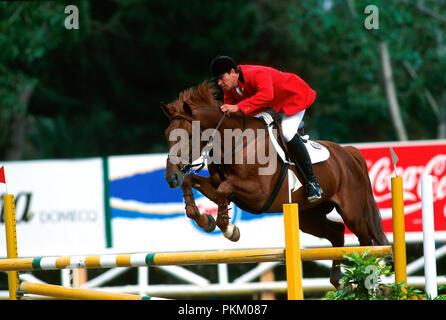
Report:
0,158,106,257
354,140,446,241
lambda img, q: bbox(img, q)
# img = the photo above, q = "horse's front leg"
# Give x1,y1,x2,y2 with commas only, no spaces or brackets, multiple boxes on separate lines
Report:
181,175,216,233
183,175,240,242
214,181,240,242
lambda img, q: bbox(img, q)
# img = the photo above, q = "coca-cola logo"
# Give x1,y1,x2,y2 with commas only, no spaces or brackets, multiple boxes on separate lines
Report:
341,142,446,234
367,154,446,219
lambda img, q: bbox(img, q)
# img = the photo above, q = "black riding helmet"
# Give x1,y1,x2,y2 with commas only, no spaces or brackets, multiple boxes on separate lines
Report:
210,55,238,81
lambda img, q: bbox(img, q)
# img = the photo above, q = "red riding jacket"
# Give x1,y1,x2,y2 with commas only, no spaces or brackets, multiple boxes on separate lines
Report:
224,65,316,116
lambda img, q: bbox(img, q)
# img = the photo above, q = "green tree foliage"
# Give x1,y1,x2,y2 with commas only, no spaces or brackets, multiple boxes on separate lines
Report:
0,1,66,159
0,0,445,160
285,0,446,142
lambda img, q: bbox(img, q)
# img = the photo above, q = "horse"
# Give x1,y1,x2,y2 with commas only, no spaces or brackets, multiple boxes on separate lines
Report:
161,81,389,288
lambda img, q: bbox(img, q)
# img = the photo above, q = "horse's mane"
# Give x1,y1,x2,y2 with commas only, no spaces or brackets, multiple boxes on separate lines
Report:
169,81,220,112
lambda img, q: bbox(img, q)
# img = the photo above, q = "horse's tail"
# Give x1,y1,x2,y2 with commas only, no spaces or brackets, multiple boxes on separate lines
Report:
346,146,389,246
365,188,390,245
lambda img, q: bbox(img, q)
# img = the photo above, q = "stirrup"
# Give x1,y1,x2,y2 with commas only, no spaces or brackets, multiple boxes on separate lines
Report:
306,181,322,203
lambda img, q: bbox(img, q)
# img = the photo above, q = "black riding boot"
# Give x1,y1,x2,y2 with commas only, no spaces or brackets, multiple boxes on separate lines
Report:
286,134,322,203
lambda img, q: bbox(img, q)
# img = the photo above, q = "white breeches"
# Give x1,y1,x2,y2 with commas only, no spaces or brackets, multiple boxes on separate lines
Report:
281,110,306,142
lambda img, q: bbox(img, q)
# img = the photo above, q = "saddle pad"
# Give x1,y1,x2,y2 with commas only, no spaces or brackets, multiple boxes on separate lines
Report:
255,112,330,165
304,138,330,164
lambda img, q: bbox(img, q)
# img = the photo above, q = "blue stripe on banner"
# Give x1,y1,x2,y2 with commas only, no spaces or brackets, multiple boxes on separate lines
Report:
110,170,184,203
111,208,184,220
110,169,210,204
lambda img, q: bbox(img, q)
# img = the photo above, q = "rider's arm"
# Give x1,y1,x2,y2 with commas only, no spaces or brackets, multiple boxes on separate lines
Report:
237,69,274,115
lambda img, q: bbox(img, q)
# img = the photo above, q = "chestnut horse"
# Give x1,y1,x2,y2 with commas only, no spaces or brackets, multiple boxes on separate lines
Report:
162,82,388,288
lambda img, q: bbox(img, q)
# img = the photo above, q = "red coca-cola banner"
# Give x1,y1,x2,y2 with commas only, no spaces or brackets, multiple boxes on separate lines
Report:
354,140,446,236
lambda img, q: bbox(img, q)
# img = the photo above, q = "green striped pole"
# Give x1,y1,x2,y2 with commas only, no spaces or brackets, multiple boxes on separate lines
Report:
0,248,284,271
0,246,392,272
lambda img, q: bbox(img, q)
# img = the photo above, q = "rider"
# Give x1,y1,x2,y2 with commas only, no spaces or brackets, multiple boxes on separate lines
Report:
209,55,322,203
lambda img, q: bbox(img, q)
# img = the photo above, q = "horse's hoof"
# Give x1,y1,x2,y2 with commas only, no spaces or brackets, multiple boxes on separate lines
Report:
230,226,240,242
223,224,240,242
330,277,341,290
330,269,345,289
203,214,216,232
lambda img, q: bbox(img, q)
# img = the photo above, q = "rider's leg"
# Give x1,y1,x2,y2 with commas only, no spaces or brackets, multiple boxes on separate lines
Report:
282,111,322,202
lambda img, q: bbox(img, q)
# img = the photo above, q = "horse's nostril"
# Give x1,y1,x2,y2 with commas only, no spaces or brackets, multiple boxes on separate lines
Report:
166,172,183,189
175,172,183,187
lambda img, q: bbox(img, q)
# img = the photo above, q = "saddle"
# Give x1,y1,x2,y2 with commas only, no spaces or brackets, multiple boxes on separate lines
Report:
254,112,330,166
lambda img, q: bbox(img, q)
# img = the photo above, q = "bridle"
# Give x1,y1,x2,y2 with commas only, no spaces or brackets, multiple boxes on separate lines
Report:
167,111,226,176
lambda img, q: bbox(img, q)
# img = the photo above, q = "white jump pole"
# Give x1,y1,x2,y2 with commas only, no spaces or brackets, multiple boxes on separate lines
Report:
420,175,438,298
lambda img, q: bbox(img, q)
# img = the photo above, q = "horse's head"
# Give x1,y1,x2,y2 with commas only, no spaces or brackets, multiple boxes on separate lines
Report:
162,82,222,188
162,101,198,188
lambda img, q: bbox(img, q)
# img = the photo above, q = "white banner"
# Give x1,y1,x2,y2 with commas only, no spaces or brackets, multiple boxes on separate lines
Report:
0,158,106,257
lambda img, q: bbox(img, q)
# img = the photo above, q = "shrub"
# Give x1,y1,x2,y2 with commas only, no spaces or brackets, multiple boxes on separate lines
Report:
323,249,445,300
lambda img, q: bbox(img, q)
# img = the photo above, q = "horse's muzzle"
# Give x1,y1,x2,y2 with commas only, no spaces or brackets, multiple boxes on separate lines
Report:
166,170,184,189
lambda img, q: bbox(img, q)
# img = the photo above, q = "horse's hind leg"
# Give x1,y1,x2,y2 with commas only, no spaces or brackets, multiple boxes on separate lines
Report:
299,203,346,289
325,219,346,289
334,201,373,247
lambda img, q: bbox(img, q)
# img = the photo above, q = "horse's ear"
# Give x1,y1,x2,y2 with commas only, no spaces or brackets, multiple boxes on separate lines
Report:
161,102,172,118
183,102,193,116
